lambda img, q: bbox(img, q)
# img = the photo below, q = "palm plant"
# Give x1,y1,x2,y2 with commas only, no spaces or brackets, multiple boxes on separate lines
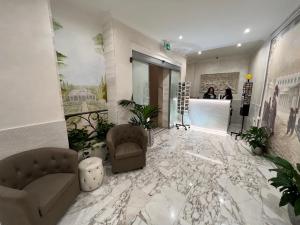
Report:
266,155,300,216
119,99,159,130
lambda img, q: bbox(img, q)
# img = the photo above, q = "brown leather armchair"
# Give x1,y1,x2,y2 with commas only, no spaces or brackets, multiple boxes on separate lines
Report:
0,148,80,225
106,124,148,173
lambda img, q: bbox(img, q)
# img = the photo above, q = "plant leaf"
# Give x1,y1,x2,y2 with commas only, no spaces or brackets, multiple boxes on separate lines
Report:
297,163,300,173
118,99,136,108
294,199,300,216
53,19,63,31
295,173,300,193
266,155,295,171
279,193,294,207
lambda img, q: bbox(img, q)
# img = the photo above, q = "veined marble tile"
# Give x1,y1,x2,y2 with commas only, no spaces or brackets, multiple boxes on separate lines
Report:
217,175,264,225
58,128,291,225
126,188,151,224
132,216,148,225
141,187,186,225
261,187,290,224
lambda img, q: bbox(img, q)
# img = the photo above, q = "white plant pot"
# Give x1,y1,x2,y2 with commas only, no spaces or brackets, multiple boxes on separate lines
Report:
147,129,154,147
289,204,300,225
252,147,263,155
91,142,107,160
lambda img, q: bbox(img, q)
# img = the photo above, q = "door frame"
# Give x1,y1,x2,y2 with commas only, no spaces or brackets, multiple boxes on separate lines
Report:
131,50,181,129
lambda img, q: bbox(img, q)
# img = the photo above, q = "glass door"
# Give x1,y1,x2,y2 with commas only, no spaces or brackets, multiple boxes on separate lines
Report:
169,70,181,128
132,60,149,105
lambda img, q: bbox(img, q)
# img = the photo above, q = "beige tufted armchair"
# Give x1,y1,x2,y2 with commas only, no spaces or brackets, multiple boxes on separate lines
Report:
0,148,80,225
106,124,148,173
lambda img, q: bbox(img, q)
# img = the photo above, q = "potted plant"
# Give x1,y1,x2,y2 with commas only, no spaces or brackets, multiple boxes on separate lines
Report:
95,118,115,141
67,127,91,160
241,126,269,155
119,99,159,146
92,119,115,160
266,155,300,225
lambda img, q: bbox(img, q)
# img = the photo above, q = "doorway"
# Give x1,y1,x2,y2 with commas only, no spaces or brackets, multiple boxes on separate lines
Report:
149,64,162,127
149,65,172,128
131,52,181,129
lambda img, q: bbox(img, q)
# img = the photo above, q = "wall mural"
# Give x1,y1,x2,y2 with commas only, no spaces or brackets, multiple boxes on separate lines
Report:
200,72,239,96
261,14,300,164
53,19,107,115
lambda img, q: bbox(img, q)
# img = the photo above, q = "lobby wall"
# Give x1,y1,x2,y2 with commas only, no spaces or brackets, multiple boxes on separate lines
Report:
247,42,271,127
248,8,300,164
109,19,187,124
259,11,300,164
186,54,251,124
0,0,68,159
186,54,250,98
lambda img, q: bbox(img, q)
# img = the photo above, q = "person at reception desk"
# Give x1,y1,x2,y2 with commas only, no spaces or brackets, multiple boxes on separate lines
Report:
222,87,233,100
203,87,217,99
222,87,233,125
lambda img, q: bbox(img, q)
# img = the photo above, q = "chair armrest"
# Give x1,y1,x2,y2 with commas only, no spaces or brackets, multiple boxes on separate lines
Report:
106,131,116,157
0,185,40,225
139,129,148,152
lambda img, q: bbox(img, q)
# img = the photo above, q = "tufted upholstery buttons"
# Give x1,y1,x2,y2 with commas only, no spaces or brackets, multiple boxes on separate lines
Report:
0,148,78,190
16,170,22,175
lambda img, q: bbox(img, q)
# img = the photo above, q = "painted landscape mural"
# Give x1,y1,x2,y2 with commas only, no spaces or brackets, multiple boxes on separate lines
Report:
261,14,300,164
53,19,107,115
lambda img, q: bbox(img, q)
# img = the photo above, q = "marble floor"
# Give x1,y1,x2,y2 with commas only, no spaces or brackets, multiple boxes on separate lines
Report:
58,128,291,225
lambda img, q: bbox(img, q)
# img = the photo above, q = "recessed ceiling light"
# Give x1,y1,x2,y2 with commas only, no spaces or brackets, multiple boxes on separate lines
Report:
237,43,242,48
198,51,202,55
244,28,251,34
178,35,183,40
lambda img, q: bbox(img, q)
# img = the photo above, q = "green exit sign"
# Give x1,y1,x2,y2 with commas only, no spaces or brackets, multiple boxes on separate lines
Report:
163,41,171,51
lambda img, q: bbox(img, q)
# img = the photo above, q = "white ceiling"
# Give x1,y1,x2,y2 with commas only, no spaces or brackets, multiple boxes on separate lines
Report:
187,40,264,62
58,0,300,56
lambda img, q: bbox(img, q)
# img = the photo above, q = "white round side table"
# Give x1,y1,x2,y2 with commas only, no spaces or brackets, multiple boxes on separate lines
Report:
78,157,104,191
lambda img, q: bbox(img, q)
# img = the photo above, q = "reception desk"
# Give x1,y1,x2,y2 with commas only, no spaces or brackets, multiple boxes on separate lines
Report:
189,99,231,133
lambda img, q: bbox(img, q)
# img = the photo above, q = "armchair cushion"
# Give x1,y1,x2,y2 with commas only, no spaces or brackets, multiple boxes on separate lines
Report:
23,173,76,217
115,142,143,160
